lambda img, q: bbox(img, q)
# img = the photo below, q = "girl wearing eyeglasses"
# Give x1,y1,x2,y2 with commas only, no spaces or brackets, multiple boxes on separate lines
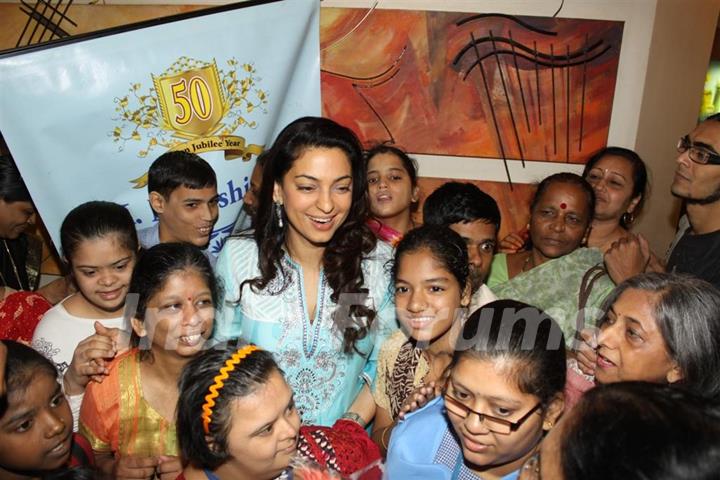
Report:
385,299,566,480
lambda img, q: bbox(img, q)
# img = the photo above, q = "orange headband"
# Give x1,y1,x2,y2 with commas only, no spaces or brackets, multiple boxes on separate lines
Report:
201,345,261,434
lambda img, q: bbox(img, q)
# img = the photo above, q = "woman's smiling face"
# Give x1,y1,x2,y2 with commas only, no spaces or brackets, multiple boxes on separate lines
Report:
394,247,468,343
133,268,214,357
273,147,353,249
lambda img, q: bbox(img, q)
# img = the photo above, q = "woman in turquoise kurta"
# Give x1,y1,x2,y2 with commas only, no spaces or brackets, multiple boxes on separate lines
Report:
215,117,396,427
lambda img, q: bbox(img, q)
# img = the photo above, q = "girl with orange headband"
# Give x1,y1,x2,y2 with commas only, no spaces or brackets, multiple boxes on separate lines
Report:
176,341,383,480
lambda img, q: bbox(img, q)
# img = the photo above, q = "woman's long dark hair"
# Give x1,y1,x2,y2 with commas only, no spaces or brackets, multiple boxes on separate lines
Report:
242,116,377,353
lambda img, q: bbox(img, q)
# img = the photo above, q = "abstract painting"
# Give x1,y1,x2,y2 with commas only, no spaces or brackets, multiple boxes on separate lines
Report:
321,8,623,170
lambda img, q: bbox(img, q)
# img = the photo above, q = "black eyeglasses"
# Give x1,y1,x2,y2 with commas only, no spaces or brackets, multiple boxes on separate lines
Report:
677,135,720,165
443,390,542,435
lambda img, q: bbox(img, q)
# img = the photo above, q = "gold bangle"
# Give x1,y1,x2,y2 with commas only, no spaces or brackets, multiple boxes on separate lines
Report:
380,425,392,450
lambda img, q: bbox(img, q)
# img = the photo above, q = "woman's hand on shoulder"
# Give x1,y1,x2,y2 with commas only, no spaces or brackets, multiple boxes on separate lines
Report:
604,233,651,284
646,249,665,274
36,275,74,305
397,381,441,420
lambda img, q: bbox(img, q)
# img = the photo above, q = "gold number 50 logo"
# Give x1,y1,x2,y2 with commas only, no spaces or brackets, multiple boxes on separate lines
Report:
171,76,213,124
153,61,228,136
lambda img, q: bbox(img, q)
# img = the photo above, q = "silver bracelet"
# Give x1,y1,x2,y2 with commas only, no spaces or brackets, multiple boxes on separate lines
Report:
340,411,367,427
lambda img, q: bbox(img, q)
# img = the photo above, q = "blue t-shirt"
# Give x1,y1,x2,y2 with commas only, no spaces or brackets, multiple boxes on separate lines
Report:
386,397,520,480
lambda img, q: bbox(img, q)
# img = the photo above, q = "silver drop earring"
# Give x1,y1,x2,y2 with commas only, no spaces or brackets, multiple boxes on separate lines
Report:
275,202,284,228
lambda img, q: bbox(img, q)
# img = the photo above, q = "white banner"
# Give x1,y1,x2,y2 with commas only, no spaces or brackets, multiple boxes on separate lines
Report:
0,0,321,255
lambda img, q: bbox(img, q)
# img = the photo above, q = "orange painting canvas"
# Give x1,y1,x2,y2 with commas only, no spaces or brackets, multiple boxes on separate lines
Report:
321,8,623,165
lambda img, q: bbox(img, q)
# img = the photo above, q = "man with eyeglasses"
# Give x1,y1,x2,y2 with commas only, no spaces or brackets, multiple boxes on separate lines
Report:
604,114,720,289
664,114,720,289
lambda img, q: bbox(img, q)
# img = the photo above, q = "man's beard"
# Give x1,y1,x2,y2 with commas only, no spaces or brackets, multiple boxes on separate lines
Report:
683,187,720,205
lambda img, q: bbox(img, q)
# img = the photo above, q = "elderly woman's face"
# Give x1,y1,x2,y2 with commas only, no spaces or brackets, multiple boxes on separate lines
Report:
529,182,591,261
595,288,680,385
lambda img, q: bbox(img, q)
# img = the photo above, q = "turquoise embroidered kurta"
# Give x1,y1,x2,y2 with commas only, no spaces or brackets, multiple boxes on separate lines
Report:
214,237,397,426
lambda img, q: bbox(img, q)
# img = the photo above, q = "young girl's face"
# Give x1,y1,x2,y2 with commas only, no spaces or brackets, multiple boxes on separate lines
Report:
0,371,73,475
395,248,469,343
223,369,301,479
444,357,556,478
70,234,135,317
367,152,416,221
133,268,214,356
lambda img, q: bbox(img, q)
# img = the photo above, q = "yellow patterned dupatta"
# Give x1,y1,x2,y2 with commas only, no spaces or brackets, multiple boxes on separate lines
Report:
79,349,178,457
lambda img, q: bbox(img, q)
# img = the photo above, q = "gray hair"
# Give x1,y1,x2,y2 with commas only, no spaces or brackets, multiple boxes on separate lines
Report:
598,272,720,400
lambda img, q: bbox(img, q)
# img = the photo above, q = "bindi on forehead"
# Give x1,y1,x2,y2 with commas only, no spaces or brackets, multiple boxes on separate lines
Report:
560,202,567,209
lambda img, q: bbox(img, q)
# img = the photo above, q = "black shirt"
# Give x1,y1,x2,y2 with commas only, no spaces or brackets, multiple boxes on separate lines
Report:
667,228,720,290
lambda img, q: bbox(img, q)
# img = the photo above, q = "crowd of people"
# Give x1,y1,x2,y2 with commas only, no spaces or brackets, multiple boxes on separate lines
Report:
1,113,720,479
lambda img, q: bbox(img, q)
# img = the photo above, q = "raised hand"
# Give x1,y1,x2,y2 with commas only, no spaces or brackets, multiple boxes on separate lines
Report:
574,328,598,376
604,233,651,284
63,326,117,395
498,230,528,254
397,381,441,420
113,455,160,480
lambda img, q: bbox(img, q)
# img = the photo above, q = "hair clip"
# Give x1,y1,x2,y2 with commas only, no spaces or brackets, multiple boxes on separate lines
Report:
201,345,261,434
